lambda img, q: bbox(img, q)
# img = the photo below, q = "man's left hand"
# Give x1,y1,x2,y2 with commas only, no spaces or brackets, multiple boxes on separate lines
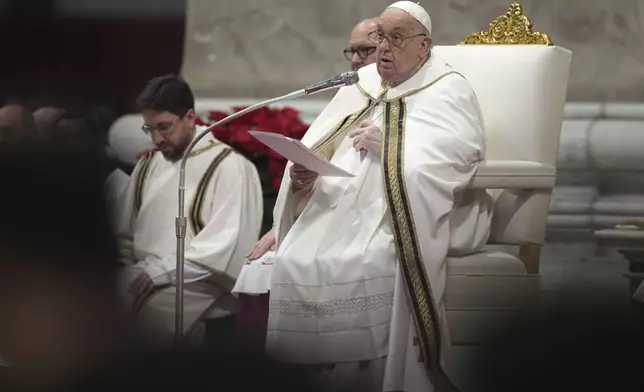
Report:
127,271,155,314
350,120,382,157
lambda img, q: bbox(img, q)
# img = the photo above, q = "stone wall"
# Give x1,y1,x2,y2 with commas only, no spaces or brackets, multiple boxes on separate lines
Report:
181,0,644,101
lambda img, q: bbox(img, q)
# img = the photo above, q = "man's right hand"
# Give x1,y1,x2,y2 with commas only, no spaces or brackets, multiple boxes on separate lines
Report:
247,229,277,260
290,163,318,189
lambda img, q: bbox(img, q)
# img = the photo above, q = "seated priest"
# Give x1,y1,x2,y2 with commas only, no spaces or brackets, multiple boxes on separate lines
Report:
114,74,263,346
264,2,491,391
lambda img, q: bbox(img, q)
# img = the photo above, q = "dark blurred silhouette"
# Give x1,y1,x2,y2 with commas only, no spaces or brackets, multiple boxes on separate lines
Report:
1,0,57,20
474,296,643,392
0,99,36,142
62,345,321,392
0,137,125,389
0,130,317,391
1,4,184,118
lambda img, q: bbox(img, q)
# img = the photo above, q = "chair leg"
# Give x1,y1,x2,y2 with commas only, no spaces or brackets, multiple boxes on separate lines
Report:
519,243,541,274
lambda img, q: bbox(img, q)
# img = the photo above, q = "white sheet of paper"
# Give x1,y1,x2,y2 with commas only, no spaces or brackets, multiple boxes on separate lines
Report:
249,131,355,177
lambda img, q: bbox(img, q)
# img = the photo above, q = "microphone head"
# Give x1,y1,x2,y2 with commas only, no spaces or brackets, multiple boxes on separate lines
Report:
304,72,360,96
341,71,359,86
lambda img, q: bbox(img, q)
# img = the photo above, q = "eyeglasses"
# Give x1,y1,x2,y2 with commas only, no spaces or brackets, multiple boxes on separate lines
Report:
343,46,377,61
141,116,182,135
368,30,426,48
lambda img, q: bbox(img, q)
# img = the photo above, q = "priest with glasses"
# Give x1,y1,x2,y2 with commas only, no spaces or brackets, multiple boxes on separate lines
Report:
114,74,263,346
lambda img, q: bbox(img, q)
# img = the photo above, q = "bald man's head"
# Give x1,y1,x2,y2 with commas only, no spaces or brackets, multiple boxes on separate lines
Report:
352,18,379,36
344,18,379,71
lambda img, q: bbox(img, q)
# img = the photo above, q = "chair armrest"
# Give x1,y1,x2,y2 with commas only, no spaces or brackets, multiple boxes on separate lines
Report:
469,160,556,189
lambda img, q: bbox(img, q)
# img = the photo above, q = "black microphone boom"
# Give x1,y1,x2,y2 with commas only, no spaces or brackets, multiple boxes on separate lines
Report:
172,71,359,346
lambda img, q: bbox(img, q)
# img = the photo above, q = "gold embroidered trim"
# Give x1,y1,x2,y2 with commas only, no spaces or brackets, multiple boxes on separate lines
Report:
382,99,457,391
132,140,219,215
188,148,233,236
391,71,464,101
356,82,375,101
357,71,464,103
134,152,155,214
266,320,391,334
269,292,394,318
188,139,220,157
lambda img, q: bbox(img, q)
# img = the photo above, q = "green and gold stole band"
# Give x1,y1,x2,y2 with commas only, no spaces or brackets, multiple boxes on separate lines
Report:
382,98,458,392
189,148,233,235
134,152,155,213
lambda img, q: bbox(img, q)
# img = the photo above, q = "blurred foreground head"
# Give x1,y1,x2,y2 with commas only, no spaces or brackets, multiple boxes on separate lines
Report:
0,138,122,388
0,100,35,142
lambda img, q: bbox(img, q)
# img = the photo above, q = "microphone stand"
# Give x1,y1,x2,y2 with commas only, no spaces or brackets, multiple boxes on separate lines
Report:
173,71,358,347
173,89,305,346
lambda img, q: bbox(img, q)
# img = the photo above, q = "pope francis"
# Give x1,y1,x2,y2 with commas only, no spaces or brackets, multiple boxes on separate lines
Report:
265,2,492,391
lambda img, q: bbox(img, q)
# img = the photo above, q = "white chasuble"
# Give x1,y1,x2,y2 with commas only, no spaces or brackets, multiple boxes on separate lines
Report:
115,128,263,338
266,56,492,391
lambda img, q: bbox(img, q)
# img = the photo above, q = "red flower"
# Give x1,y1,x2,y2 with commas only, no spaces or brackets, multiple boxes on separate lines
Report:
201,107,310,190
209,111,228,122
268,157,288,190
212,125,231,142
195,116,209,126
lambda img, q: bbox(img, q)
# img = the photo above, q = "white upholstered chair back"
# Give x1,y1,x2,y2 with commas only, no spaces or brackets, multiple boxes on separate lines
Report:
432,45,571,165
433,42,571,259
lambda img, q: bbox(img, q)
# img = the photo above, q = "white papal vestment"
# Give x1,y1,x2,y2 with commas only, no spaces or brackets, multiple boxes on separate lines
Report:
115,128,263,343
266,56,492,391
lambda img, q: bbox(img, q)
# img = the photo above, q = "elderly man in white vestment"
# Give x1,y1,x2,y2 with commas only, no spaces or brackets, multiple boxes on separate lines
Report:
265,2,491,391
115,74,263,345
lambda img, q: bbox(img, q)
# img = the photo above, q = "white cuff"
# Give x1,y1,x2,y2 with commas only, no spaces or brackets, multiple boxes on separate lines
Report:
232,251,274,295
143,260,173,286
142,257,212,286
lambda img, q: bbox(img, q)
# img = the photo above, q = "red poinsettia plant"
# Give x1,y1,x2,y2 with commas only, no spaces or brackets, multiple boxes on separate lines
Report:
195,107,309,190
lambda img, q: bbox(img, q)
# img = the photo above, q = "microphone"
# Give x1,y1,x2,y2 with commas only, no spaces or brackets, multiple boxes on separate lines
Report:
304,71,359,96
173,71,359,347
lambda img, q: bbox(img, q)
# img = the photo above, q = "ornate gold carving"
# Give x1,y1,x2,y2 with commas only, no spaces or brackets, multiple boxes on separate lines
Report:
461,2,552,45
